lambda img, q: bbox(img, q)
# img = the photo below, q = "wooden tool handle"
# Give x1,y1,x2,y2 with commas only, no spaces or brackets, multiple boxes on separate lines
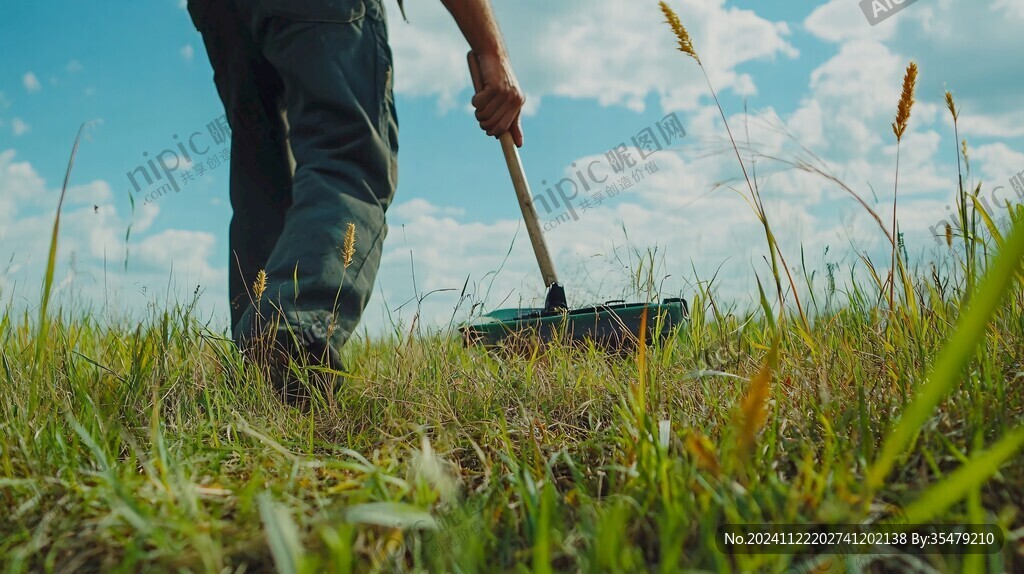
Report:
468,51,560,288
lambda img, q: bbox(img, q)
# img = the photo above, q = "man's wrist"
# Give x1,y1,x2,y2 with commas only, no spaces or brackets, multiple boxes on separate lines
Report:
470,41,504,59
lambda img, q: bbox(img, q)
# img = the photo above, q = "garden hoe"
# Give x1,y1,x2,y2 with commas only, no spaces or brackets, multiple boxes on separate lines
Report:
460,52,688,352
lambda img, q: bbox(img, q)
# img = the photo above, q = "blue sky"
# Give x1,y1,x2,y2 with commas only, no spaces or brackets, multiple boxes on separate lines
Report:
2,0,1023,337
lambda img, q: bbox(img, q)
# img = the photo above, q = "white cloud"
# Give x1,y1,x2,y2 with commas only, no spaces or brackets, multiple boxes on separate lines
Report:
805,0,1024,135
972,143,1024,185
0,149,46,227
134,229,219,279
180,44,195,61
0,91,10,108
11,118,30,136
387,0,797,113
0,149,228,327
23,72,42,94
804,0,898,42
956,110,1024,139
993,0,1024,19
66,60,83,73
66,180,114,206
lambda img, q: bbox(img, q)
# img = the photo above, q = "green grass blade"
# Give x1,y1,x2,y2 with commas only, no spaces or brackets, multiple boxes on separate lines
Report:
902,427,1024,524
258,492,305,574
33,124,87,373
868,219,1024,489
345,502,437,530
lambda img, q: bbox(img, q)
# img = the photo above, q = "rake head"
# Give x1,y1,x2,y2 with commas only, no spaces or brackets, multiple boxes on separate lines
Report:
461,298,688,353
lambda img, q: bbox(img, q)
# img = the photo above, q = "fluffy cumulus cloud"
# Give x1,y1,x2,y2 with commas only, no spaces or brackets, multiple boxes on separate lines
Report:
387,0,797,113
805,0,1024,137
0,149,227,324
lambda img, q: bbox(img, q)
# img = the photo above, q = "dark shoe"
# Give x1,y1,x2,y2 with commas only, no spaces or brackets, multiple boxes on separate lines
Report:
267,353,344,409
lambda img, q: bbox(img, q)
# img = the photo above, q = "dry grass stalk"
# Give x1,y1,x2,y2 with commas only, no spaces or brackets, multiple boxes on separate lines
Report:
888,61,918,310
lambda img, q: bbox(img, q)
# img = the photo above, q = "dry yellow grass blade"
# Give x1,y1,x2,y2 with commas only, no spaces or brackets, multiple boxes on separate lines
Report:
634,307,649,416
685,432,721,476
734,341,779,459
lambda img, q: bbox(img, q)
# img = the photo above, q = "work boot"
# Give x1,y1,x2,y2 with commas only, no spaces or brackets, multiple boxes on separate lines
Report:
241,326,344,409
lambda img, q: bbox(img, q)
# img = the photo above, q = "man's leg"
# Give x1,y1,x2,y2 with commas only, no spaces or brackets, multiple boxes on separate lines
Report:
233,0,399,376
187,0,294,333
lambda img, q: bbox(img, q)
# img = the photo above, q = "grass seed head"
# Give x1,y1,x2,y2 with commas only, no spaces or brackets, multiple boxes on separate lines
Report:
660,1,701,64
945,90,959,122
343,223,357,269
892,61,918,142
253,269,267,301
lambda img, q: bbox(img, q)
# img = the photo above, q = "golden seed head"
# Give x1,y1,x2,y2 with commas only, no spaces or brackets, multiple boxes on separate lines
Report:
659,1,701,64
961,138,969,162
944,90,958,121
892,61,918,142
253,269,267,300
342,223,357,269
944,223,953,248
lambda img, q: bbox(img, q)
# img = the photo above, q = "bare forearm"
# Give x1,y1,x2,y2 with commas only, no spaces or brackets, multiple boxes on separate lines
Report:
441,0,525,146
440,0,506,56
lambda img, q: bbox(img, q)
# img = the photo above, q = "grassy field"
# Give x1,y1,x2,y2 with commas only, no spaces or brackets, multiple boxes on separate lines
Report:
3,6,1024,573
2,227,1024,572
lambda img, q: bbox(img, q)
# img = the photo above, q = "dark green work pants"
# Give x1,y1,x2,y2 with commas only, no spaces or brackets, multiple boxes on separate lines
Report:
188,0,399,372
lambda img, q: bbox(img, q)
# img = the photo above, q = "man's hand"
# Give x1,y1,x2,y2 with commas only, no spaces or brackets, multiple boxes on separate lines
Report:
441,0,525,147
469,51,525,147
